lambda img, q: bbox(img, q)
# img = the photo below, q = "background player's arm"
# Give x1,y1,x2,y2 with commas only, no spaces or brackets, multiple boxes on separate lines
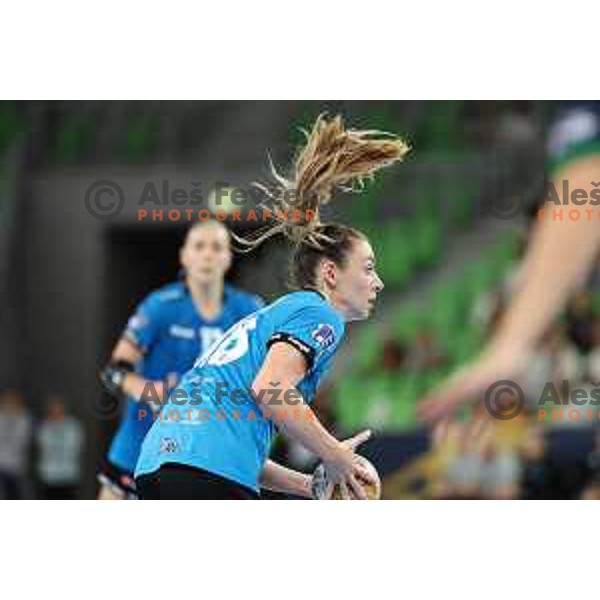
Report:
418,155,600,420
252,342,373,499
101,337,173,404
113,338,172,401
101,292,176,404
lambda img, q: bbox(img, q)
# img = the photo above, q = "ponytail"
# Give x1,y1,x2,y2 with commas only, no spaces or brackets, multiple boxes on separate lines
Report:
233,113,409,252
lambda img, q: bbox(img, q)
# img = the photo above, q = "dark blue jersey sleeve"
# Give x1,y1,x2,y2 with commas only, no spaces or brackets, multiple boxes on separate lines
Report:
122,293,164,353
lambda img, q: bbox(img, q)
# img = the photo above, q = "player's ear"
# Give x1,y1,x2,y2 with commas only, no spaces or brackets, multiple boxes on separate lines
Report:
321,258,337,289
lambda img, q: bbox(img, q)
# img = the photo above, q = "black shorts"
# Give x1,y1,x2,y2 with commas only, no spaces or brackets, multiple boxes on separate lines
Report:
135,463,259,500
98,458,138,499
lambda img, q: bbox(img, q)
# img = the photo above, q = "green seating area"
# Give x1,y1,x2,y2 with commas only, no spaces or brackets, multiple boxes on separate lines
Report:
53,114,95,163
125,114,160,163
50,111,162,164
370,217,443,291
334,232,519,432
0,103,26,155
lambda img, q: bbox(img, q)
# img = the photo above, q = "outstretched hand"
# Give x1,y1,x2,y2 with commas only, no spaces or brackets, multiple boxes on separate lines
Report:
416,346,528,422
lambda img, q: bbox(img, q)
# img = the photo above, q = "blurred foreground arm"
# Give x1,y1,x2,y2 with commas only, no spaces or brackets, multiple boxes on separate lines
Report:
418,155,600,421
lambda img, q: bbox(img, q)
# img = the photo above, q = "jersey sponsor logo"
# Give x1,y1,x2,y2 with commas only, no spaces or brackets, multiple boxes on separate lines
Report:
169,324,196,340
159,437,178,454
312,323,335,349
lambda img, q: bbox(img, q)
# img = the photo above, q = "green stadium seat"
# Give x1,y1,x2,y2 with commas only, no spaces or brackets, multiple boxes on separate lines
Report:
333,377,366,431
393,303,424,341
378,223,417,290
414,217,442,267
424,102,464,151
55,116,94,163
0,104,24,153
126,116,159,162
352,327,383,371
389,375,420,428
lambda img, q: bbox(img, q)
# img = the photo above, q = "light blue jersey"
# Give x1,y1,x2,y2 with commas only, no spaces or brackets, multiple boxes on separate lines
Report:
107,281,264,474
135,290,346,493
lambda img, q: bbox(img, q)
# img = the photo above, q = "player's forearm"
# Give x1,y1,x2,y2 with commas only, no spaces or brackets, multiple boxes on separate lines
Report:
251,343,346,466
259,460,312,498
253,385,342,464
491,157,600,355
102,337,153,401
267,400,343,465
121,372,144,399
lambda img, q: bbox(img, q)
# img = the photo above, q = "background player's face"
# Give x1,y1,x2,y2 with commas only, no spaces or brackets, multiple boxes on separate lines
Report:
330,237,384,321
47,396,67,420
180,223,232,286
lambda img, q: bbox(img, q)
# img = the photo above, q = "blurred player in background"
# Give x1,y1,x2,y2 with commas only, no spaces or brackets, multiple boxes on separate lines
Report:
98,220,264,499
134,115,409,499
418,101,600,423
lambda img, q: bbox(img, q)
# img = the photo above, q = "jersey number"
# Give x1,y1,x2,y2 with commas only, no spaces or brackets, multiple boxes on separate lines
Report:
195,316,257,367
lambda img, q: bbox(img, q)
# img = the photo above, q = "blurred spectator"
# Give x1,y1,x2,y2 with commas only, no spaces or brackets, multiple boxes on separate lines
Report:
440,421,483,499
404,330,447,372
520,425,550,499
0,390,32,499
479,436,521,500
380,338,407,373
581,431,600,500
565,290,597,355
438,418,532,500
518,325,582,410
496,101,538,150
36,394,84,500
584,320,600,382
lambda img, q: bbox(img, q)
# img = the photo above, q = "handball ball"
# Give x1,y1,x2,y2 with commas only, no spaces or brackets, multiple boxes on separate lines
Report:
312,455,381,500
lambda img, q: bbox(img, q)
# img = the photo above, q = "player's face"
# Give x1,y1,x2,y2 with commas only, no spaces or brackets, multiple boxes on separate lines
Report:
180,223,232,285
334,237,384,321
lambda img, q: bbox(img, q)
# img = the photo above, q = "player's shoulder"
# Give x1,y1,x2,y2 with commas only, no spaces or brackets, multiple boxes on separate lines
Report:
224,283,265,312
270,289,342,323
140,281,188,311
267,290,345,355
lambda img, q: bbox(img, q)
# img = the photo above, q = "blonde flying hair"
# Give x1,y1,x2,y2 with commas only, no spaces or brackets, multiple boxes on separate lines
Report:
234,113,410,251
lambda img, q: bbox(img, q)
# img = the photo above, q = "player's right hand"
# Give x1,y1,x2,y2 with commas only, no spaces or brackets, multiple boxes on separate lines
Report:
323,429,375,499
